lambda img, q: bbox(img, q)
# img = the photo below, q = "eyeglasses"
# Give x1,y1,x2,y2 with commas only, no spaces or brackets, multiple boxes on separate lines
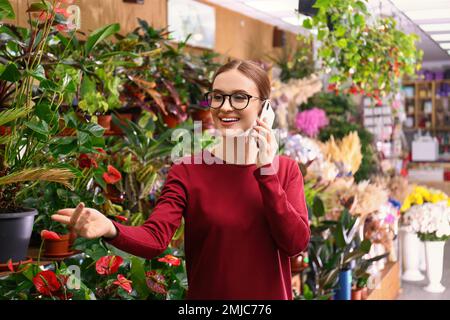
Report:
204,91,265,110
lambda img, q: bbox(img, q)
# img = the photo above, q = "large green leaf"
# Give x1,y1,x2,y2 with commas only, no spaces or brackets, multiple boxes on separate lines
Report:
0,0,15,20
312,195,325,218
130,257,149,300
84,23,120,56
0,63,21,82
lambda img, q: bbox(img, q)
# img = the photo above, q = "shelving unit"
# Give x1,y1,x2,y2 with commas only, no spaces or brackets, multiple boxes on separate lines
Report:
402,80,450,154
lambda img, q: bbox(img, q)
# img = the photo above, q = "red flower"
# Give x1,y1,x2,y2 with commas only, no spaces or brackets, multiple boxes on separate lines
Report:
327,84,337,92
7,259,14,272
146,271,167,295
95,255,123,275
54,7,70,18
41,230,62,241
113,274,133,294
103,165,122,184
157,254,181,267
33,270,61,296
115,215,128,222
78,153,98,169
95,148,107,154
349,86,359,95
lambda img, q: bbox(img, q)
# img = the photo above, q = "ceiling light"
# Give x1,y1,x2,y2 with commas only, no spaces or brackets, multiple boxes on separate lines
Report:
405,9,450,20
431,34,450,42
244,0,298,13
439,43,450,50
420,23,450,32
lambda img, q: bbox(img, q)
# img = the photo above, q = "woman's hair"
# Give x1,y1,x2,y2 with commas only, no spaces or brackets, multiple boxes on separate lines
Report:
211,60,271,100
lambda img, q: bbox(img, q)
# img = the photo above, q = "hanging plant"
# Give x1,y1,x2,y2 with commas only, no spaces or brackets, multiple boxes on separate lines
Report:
302,0,423,102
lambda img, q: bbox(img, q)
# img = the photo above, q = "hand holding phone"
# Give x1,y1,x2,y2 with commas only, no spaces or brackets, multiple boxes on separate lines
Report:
251,100,278,169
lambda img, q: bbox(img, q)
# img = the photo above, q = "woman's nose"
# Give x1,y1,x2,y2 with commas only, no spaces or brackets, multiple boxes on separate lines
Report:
221,96,234,111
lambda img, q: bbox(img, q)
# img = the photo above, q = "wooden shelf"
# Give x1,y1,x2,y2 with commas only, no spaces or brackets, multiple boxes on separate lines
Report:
366,261,400,300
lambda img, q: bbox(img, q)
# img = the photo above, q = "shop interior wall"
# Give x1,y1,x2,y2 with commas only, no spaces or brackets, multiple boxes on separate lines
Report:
5,0,303,62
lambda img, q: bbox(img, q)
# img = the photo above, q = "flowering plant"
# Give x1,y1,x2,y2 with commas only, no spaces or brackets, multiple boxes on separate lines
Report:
295,108,329,138
401,185,449,212
283,134,321,165
403,201,450,241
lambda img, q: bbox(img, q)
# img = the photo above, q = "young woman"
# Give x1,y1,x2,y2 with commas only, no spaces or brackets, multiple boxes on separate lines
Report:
52,60,311,300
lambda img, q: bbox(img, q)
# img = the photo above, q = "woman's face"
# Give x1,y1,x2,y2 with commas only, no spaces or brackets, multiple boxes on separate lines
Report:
210,69,263,136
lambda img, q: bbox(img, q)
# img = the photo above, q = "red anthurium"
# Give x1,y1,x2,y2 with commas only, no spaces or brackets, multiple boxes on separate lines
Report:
157,254,181,267
33,270,61,296
103,165,122,184
78,154,98,169
95,148,106,154
41,230,62,241
95,255,124,275
113,274,133,293
146,271,167,295
115,215,128,222
7,259,14,273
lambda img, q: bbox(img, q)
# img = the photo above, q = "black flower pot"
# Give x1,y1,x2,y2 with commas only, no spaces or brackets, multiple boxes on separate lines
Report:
0,208,37,263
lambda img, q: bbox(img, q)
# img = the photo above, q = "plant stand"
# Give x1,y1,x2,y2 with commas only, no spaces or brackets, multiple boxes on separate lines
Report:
423,240,446,293
400,226,424,281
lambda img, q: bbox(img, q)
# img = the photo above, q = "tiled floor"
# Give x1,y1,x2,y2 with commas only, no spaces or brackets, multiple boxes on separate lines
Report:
398,241,450,300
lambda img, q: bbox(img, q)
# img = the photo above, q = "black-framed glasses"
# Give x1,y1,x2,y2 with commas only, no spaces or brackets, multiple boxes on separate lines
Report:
204,91,265,110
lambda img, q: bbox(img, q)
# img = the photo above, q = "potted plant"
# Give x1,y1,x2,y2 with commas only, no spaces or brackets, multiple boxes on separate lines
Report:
352,252,389,300
301,0,422,101
0,0,77,264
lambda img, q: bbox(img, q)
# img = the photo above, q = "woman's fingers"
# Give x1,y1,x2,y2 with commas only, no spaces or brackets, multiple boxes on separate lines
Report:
69,202,85,226
51,214,72,225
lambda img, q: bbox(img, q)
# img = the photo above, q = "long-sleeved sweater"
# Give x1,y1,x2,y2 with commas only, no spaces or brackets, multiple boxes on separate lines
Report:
105,150,310,299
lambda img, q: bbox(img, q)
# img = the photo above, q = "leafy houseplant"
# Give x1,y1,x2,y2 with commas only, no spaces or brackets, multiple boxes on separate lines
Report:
0,0,78,263
302,0,422,101
268,34,315,83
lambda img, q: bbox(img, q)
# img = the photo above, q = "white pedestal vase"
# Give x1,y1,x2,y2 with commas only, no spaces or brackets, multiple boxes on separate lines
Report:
423,241,446,293
400,226,424,281
419,240,427,272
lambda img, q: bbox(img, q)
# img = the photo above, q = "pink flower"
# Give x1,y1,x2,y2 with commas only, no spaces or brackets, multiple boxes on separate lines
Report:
295,108,329,138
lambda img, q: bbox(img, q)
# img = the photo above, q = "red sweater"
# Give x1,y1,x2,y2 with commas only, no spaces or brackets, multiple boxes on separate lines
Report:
105,150,310,300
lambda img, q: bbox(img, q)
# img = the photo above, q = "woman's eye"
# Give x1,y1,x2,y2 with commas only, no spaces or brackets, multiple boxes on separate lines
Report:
233,94,247,101
213,94,222,100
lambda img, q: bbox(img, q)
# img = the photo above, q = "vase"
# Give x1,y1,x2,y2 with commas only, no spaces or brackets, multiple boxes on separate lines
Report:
97,115,112,131
0,208,38,263
419,240,427,272
43,233,71,256
351,287,362,300
334,269,352,300
400,226,424,281
423,240,446,293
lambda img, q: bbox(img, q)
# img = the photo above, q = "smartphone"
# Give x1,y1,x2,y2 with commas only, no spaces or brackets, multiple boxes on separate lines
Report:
252,100,275,150
258,100,275,129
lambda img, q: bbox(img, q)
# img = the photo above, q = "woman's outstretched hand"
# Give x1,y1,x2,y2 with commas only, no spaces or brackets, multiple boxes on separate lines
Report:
51,202,117,239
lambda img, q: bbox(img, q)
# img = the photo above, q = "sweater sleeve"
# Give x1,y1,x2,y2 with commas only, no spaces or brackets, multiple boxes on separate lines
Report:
103,163,187,260
253,158,310,257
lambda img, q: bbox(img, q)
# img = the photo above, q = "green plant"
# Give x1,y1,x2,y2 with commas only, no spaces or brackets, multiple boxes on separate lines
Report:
302,0,422,101
268,34,315,82
0,0,78,211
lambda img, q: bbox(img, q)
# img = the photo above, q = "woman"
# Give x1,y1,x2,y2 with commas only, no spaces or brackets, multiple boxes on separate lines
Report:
52,60,311,300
